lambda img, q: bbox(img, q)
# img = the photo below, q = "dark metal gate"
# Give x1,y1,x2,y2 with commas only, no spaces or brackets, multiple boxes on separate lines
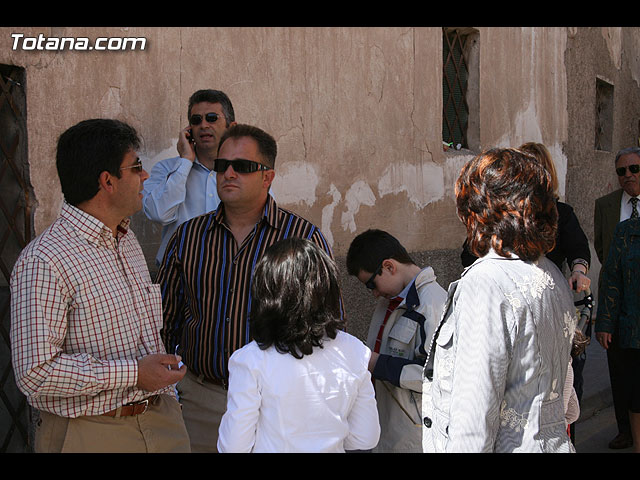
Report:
0,64,34,452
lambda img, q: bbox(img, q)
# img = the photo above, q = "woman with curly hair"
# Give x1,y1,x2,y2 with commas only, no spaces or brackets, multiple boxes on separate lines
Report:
422,148,577,452
217,238,380,453
461,142,591,293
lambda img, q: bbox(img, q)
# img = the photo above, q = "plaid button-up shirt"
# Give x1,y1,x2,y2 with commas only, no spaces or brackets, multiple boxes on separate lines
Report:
10,202,173,418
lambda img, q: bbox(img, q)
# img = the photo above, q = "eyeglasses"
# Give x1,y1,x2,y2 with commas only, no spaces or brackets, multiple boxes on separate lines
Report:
120,158,144,173
189,112,224,125
365,263,383,290
616,164,640,176
213,158,272,174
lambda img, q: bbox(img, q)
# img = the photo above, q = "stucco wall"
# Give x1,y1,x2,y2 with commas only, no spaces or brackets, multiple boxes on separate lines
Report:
1,27,571,249
564,27,640,305
3,26,638,339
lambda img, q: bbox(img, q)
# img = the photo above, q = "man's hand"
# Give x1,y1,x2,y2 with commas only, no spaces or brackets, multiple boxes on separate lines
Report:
137,353,186,392
596,332,612,350
177,126,196,162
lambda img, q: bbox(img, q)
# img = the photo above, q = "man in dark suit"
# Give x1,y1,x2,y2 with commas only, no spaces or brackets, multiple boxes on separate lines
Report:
594,146,640,449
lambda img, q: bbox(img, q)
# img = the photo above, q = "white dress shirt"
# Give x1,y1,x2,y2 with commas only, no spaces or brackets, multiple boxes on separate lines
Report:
142,156,220,265
620,190,640,221
217,330,380,453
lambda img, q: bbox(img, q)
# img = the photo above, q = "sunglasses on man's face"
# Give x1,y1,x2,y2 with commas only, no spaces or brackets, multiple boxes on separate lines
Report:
213,158,272,174
616,164,640,176
365,263,383,290
120,158,144,173
189,112,224,125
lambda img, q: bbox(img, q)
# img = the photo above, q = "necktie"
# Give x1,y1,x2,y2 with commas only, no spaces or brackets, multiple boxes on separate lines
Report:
373,296,403,354
631,197,639,219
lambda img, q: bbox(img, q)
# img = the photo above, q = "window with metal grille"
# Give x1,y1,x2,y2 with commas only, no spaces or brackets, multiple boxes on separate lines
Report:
594,77,614,152
442,27,479,151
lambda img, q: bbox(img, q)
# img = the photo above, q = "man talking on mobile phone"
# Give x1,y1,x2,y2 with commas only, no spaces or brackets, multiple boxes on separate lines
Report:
143,89,237,266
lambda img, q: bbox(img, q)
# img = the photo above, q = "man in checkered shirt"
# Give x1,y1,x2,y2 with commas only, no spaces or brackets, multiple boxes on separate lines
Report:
10,119,190,453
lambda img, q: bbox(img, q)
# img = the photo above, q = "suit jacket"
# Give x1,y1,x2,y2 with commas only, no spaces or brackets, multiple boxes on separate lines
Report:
594,188,623,266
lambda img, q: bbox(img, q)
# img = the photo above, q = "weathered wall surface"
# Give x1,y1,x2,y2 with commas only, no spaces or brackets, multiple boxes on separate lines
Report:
2,26,637,339
564,27,640,304
481,27,569,196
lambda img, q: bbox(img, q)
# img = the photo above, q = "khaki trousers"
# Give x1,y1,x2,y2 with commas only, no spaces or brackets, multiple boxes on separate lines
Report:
176,369,228,453
35,394,190,453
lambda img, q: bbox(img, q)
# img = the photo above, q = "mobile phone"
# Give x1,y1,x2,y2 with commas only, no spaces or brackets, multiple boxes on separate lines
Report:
187,128,194,143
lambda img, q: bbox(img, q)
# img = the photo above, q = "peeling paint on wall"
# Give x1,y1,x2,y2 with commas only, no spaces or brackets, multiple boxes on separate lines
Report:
628,29,640,87
321,183,342,246
378,161,445,209
510,102,544,147
6,26,623,254
549,144,568,200
443,153,474,198
270,161,319,207
495,101,569,199
341,180,376,233
99,86,123,119
601,27,622,70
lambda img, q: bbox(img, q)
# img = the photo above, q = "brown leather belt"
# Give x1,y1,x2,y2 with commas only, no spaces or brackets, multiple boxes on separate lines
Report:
102,395,158,417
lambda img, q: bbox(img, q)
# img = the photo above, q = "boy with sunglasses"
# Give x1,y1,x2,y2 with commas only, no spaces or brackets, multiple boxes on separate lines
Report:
142,89,237,266
346,229,446,452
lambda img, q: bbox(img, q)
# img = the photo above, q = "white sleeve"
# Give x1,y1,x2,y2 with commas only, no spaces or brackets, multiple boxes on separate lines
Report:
217,349,261,453
344,348,381,451
142,158,193,225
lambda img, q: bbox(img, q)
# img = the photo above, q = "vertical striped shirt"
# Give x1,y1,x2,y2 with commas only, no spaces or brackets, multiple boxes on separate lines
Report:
157,195,340,382
10,202,174,418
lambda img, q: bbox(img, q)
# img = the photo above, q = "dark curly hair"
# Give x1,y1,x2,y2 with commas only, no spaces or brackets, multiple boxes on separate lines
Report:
455,147,558,262
249,237,345,359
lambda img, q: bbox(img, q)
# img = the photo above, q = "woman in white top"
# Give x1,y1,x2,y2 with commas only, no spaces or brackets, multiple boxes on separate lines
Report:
217,238,380,453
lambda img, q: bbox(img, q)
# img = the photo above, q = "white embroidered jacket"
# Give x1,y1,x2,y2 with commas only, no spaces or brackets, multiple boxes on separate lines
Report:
422,250,577,453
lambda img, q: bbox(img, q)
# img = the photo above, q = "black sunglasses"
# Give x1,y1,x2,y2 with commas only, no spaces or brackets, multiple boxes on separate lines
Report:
616,164,640,176
120,158,144,173
213,158,272,174
365,263,383,290
189,112,224,125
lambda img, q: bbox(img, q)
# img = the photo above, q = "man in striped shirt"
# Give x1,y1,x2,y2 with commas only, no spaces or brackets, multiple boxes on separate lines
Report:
157,124,340,452
10,119,190,452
